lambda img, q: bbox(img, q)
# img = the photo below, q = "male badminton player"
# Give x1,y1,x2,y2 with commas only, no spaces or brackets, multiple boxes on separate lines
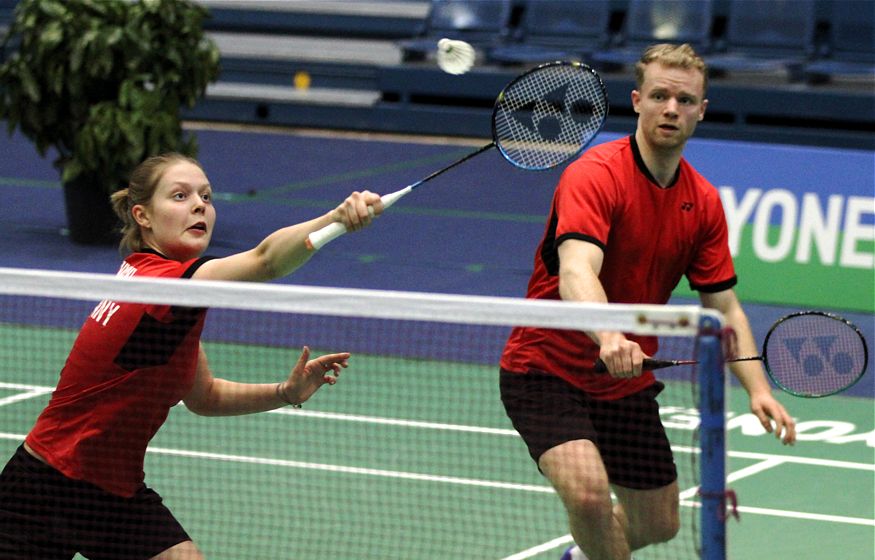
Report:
498,44,796,560
0,153,383,559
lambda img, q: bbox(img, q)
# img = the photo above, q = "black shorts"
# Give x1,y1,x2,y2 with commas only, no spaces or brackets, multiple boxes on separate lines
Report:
0,445,190,560
500,370,677,490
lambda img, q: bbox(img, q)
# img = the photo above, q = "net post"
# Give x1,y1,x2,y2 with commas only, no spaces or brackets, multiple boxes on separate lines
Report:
697,311,727,560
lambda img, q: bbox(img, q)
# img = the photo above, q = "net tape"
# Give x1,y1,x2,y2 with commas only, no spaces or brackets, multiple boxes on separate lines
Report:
0,267,709,336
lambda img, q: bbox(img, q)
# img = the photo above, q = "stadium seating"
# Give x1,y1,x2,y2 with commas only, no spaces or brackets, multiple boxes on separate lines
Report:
0,0,19,64
704,0,817,82
0,0,16,32
197,1,423,107
202,0,425,38
486,0,611,66
589,0,714,70
804,0,875,84
5,0,864,147
397,0,513,62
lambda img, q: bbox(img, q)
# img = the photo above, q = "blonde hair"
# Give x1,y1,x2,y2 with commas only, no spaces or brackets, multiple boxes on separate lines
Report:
635,43,708,95
110,153,202,254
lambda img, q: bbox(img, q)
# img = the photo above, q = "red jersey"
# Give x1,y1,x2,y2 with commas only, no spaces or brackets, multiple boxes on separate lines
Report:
500,136,736,399
26,251,213,497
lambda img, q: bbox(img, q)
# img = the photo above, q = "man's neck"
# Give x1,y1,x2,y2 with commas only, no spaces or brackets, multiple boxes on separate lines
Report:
634,130,683,188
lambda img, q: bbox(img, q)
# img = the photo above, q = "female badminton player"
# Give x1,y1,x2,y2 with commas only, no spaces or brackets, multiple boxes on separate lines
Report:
0,153,384,559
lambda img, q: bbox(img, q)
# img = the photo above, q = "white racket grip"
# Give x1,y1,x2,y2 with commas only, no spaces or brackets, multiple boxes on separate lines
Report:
380,185,413,209
306,186,413,251
306,221,346,251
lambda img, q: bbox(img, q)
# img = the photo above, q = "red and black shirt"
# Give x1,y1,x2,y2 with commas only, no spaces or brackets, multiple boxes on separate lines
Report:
27,250,213,497
500,136,736,399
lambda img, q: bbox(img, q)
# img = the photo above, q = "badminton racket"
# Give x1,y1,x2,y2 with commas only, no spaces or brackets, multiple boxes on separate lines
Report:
594,311,869,398
306,61,609,250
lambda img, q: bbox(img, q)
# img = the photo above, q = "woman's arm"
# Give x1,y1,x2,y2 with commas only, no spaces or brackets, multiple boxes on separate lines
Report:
193,190,382,282
183,344,349,416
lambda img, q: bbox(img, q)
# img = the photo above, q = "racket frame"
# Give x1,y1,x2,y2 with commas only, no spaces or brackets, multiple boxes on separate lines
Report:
593,311,868,398
761,310,869,398
492,61,608,171
306,61,608,251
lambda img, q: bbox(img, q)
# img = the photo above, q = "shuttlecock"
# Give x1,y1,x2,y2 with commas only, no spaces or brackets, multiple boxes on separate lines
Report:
437,38,475,75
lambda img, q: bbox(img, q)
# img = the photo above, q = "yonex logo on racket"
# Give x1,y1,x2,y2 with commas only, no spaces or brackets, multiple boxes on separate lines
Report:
494,62,608,171
781,335,857,377
509,83,599,142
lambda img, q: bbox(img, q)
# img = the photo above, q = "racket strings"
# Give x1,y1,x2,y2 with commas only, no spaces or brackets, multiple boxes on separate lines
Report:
493,63,608,170
764,313,868,396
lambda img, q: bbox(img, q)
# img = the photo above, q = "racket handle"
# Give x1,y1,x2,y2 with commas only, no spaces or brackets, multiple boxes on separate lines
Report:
593,358,682,373
306,186,413,251
306,221,347,251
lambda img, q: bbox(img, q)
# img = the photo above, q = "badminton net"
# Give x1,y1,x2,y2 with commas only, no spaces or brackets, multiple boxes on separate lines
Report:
0,267,727,560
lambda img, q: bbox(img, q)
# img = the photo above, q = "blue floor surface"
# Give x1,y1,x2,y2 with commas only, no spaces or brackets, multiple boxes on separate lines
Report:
1,125,872,397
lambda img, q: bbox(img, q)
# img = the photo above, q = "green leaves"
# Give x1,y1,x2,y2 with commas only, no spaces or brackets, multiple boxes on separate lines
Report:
0,0,220,191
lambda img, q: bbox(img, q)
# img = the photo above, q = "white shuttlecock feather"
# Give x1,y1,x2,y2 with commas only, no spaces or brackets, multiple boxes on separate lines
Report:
436,38,475,75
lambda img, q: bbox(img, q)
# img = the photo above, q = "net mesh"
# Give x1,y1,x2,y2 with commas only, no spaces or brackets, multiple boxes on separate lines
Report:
493,62,608,170
0,268,723,560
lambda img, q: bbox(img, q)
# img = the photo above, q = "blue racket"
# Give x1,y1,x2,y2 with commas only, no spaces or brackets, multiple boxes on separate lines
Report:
594,311,869,398
306,61,609,250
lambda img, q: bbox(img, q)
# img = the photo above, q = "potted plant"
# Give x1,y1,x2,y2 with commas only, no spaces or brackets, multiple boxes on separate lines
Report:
0,0,220,244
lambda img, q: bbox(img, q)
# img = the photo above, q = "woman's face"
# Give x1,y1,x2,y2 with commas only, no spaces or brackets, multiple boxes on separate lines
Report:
133,160,216,261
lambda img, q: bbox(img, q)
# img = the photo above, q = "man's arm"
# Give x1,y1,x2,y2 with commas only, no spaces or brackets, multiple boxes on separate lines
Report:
557,239,647,378
699,289,796,444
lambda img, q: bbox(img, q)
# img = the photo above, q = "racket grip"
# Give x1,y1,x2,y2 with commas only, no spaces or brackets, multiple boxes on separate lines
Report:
593,358,675,373
381,185,413,208
306,186,414,251
306,222,347,251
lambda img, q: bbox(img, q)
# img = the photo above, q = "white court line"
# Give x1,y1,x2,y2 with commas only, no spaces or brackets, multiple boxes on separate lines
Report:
6,385,871,468
2,386,872,537
2,387,872,475
147,446,555,493
734,505,875,526
279,409,875,473
500,535,574,560
0,432,554,494
726,457,789,483
2,386,872,474
499,458,779,560
0,382,53,407
274,407,519,436
730,450,875,471
498,454,873,560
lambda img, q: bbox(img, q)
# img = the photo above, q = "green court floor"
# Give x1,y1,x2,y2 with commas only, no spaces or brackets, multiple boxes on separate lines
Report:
0,330,872,559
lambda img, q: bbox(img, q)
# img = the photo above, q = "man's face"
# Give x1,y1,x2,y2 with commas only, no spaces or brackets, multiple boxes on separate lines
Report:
632,62,707,151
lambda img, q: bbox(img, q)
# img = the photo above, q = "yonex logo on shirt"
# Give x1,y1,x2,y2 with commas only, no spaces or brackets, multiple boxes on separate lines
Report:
681,202,694,211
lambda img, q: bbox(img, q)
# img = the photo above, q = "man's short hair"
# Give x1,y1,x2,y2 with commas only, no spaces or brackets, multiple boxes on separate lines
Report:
635,43,708,95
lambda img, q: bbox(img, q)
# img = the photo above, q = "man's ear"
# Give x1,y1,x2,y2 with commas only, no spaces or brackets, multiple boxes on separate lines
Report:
132,204,150,229
631,89,641,114
699,98,708,121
